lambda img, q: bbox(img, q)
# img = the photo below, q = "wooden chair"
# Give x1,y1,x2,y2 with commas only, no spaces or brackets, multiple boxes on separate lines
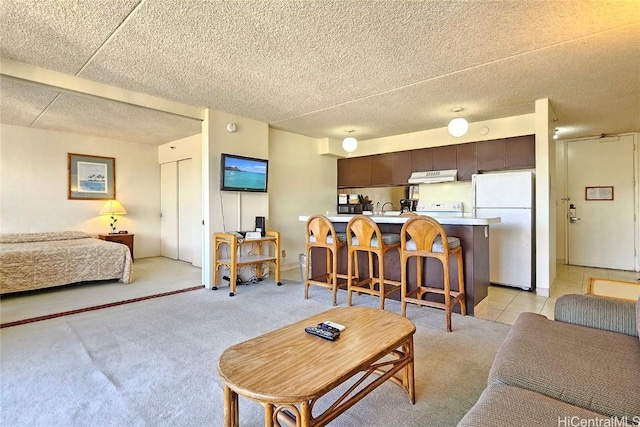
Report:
304,215,348,305
346,215,401,310
400,215,466,332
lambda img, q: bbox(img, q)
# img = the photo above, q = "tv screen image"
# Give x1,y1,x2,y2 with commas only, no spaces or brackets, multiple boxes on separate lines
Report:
220,153,268,192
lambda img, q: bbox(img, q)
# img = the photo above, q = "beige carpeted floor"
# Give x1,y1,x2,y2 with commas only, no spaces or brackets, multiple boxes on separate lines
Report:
0,257,511,426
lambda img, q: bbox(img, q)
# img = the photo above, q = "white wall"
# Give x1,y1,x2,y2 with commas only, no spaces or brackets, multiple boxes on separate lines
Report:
269,128,338,269
534,99,556,297
353,114,536,155
0,124,161,259
202,110,270,287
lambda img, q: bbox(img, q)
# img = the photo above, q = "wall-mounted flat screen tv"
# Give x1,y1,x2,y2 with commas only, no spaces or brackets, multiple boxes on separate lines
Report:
220,153,269,192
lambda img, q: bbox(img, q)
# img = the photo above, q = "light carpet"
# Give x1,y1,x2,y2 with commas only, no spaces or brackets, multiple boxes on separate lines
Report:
0,274,511,426
0,257,202,325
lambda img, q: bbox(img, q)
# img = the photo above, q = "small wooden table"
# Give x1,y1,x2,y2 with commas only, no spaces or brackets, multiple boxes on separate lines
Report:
217,306,415,426
213,231,282,296
586,277,640,301
99,233,134,261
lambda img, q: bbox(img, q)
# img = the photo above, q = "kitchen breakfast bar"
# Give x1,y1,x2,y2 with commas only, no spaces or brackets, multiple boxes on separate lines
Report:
298,214,500,315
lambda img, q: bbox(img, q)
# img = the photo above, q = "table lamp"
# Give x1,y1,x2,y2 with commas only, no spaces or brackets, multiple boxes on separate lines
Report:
99,200,127,234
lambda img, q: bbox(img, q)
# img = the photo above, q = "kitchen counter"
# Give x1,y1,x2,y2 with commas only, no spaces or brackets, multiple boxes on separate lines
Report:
299,213,501,315
298,214,500,226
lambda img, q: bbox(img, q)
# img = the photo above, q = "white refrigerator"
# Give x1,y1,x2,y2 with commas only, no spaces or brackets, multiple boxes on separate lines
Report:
472,171,535,290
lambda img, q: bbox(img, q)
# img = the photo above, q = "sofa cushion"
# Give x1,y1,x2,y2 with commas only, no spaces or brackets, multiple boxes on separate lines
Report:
488,312,640,420
457,384,627,427
555,293,638,337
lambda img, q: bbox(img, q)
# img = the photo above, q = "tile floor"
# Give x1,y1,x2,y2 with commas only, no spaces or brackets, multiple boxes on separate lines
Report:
475,264,640,325
286,264,640,326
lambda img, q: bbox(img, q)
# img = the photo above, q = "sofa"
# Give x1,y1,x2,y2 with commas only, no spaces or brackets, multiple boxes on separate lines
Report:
458,294,640,426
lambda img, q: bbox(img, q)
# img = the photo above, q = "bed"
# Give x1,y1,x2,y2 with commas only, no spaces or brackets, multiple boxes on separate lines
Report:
0,231,132,294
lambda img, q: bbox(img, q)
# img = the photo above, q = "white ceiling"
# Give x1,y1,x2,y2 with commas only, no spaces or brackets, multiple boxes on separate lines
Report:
1,0,639,145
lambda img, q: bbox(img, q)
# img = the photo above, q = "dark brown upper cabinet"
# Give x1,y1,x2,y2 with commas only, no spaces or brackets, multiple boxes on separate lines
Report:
337,156,371,188
478,135,535,172
337,135,534,188
505,135,535,169
391,151,412,185
410,148,433,172
432,145,457,171
370,153,394,186
477,139,506,171
456,142,478,181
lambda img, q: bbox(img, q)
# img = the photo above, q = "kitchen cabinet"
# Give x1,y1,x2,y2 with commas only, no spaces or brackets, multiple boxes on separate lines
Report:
411,148,433,172
338,157,371,188
477,139,505,172
478,135,535,172
505,135,535,169
370,153,394,186
391,151,412,185
337,135,534,188
456,142,478,181
432,145,457,171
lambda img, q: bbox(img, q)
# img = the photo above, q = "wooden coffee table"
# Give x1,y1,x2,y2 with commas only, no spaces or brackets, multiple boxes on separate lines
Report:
217,306,416,426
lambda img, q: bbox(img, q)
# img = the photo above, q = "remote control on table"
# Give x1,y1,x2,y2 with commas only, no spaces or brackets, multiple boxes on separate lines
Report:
317,323,341,334
321,321,345,331
305,326,340,341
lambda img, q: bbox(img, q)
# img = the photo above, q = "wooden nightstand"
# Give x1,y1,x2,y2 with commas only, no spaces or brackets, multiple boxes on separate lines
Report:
99,233,135,261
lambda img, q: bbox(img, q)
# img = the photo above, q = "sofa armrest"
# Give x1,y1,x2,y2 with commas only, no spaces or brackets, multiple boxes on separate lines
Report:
554,294,638,337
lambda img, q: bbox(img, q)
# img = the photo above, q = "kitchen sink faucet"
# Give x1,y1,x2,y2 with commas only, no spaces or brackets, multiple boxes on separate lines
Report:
381,202,394,213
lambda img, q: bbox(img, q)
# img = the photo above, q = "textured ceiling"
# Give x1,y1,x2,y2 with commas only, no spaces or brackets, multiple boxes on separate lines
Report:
1,0,639,145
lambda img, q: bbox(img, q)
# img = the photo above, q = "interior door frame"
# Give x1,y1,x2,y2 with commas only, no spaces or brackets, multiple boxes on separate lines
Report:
559,132,639,272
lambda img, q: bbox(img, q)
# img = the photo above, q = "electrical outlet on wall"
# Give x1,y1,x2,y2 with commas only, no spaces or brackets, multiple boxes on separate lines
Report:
281,249,287,258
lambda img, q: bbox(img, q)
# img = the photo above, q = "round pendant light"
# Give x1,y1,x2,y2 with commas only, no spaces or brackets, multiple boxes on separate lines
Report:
342,130,358,152
447,108,469,137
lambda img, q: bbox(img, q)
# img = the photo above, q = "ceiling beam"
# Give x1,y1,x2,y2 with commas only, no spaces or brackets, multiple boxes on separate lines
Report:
0,58,204,121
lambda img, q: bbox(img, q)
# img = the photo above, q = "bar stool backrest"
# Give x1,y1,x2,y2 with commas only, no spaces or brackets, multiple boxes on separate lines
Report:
401,215,451,255
306,214,341,247
346,215,382,249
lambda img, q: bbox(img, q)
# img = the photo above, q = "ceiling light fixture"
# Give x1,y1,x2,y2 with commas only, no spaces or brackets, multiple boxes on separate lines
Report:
447,107,469,138
342,130,358,153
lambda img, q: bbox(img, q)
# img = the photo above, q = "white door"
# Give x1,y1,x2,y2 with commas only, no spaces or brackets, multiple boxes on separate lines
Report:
160,162,178,259
567,135,636,270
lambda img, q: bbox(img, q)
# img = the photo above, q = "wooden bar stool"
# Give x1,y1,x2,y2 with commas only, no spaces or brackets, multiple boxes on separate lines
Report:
346,215,401,310
304,215,349,305
400,215,466,332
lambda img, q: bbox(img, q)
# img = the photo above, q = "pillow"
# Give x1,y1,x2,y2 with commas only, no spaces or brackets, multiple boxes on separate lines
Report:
0,231,91,243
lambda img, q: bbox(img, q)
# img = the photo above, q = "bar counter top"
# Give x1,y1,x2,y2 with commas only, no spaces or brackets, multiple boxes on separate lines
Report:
298,214,501,226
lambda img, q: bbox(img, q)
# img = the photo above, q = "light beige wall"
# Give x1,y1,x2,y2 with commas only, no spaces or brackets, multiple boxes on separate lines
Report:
534,99,556,296
269,129,338,269
352,114,536,156
0,123,161,258
555,140,567,263
202,110,270,287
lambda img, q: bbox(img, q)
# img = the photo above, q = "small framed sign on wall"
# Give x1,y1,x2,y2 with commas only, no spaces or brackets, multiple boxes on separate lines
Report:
68,153,116,200
585,186,613,201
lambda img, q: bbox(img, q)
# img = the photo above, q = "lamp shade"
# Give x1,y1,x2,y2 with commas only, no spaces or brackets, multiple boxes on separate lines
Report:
447,117,469,137
99,200,127,215
342,137,358,153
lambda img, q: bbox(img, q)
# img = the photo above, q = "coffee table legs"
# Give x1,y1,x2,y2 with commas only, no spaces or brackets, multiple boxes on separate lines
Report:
223,385,239,427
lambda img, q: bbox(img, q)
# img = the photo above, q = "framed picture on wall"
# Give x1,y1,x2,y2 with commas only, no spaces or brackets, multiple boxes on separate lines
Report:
68,153,116,200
